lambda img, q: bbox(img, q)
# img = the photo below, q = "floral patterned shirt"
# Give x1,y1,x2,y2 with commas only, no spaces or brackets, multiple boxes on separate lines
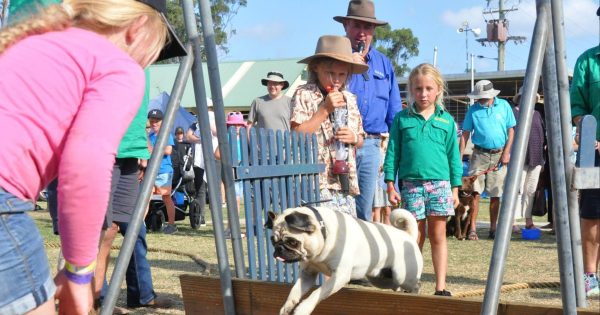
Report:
291,83,364,195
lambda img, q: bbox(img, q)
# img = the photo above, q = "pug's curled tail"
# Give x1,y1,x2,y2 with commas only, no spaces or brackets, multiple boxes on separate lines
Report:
390,209,418,242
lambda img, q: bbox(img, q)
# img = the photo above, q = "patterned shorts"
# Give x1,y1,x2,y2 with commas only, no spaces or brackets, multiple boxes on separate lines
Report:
400,180,454,220
320,189,357,218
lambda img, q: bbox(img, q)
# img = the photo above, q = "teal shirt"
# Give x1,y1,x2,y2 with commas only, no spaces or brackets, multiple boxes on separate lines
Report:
117,70,151,159
570,45,600,141
383,105,462,187
462,97,516,149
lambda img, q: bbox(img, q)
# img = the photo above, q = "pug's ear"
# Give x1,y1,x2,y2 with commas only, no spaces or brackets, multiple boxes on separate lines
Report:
285,211,316,234
265,211,277,230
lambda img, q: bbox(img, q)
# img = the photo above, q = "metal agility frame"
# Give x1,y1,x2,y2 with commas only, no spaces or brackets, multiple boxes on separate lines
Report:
101,0,599,314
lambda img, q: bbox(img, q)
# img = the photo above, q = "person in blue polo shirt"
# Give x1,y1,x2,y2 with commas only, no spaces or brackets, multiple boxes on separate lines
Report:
460,80,516,240
334,0,402,221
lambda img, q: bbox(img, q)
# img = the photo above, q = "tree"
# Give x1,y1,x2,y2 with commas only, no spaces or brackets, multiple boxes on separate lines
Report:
373,25,419,77
164,0,246,63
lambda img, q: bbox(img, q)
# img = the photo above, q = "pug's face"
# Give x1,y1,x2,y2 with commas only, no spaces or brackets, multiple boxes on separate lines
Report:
265,209,324,263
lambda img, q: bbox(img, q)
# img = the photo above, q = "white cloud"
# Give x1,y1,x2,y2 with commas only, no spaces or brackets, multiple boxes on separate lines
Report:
442,0,597,39
238,22,286,42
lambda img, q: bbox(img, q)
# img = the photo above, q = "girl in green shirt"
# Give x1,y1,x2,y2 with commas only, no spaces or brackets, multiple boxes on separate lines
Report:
384,63,462,296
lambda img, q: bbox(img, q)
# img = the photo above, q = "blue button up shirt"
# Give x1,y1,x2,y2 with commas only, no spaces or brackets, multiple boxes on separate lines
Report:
462,97,516,149
347,47,402,134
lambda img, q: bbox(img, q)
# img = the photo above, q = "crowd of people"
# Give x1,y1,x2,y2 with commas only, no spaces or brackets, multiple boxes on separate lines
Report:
0,0,598,314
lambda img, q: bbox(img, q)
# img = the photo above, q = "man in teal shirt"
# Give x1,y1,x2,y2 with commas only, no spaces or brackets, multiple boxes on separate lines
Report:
570,8,600,296
460,80,516,240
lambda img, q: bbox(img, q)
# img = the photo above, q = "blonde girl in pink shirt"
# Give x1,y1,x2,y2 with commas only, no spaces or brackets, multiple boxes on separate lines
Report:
0,1,185,314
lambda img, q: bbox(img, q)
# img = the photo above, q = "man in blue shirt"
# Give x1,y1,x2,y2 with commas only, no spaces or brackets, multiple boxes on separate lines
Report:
334,0,402,221
460,80,515,240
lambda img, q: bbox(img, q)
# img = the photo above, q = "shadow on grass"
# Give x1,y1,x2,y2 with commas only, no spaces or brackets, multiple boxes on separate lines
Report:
149,258,208,273
421,272,488,286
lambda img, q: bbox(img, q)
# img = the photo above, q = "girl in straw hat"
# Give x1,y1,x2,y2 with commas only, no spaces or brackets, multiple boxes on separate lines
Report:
291,35,366,216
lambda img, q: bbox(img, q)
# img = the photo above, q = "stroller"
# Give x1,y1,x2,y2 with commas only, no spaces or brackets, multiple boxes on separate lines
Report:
145,141,204,231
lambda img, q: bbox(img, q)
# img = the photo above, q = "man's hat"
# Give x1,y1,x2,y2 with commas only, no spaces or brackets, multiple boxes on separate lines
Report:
137,0,187,61
333,0,387,26
298,35,369,74
261,71,290,90
148,109,164,120
467,80,501,99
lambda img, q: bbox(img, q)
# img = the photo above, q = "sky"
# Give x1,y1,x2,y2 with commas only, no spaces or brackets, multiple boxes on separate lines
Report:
220,0,599,76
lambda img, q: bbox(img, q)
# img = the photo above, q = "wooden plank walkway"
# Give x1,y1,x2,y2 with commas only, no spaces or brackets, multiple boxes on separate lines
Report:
180,275,599,315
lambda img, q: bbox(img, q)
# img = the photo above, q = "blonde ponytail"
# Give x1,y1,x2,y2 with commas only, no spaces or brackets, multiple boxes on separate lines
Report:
0,5,71,54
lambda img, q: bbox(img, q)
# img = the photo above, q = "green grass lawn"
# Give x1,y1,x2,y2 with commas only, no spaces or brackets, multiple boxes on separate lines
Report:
31,199,598,314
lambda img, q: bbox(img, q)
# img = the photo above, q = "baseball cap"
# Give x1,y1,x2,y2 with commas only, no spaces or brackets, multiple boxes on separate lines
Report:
148,109,164,120
136,0,187,61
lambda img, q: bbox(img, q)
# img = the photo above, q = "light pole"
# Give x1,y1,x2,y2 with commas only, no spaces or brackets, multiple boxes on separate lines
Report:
457,21,481,72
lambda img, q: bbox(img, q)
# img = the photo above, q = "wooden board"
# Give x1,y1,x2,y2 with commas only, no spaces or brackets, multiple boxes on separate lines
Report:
180,275,599,315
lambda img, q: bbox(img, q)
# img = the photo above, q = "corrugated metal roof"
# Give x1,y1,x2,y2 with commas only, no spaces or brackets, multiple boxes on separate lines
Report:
148,58,307,110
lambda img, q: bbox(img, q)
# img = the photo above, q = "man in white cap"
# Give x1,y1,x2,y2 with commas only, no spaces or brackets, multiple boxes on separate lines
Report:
460,80,516,240
247,71,292,132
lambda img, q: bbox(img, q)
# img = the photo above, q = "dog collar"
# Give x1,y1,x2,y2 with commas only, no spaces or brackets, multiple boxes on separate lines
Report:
306,205,327,240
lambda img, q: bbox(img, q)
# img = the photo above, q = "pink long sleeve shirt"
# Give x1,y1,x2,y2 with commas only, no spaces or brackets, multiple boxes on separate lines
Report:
0,27,145,266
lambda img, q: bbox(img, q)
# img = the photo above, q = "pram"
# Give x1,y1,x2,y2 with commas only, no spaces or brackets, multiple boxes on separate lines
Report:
145,141,204,231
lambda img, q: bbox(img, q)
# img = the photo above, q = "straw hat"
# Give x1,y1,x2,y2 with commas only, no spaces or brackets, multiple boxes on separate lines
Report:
261,71,289,90
513,86,542,104
298,35,369,74
467,80,501,99
333,0,387,26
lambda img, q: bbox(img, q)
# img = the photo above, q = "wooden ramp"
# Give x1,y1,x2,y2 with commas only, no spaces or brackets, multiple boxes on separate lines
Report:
180,275,598,315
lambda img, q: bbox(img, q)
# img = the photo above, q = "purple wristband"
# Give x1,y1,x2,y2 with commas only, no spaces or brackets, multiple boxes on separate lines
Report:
65,270,93,284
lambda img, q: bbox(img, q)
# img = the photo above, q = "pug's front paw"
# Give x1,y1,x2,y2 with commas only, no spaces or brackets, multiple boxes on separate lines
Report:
279,303,295,315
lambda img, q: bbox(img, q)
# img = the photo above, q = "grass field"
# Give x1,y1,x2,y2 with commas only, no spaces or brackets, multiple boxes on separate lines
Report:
32,198,599,314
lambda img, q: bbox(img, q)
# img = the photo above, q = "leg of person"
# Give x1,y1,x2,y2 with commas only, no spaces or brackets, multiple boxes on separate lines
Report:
486,152,506,238
0,206,56,315
514,165,528,223
193,167,207,225
372,207,381,223
46,178,59,235
354,138,381,221
523,165,542,229
94,224,118,301
580,156,600,297
382,206,391,225
425,180,453,295
428,216,449,294
489,197,500,238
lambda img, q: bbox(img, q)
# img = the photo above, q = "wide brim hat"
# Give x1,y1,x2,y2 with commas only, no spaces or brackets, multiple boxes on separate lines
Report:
333,0,387,26
467,80,501,99
298,35,369,74
137,0,187,61
513,86,542,104
261,72,290,90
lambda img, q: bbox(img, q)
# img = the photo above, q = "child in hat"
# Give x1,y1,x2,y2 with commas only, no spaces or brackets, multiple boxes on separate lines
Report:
291,35,366,216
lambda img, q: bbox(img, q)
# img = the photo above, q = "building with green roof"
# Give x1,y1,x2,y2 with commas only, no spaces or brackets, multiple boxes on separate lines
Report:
148,58,307,113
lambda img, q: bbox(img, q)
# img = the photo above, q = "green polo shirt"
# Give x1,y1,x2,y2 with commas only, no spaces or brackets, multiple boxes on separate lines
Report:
383,105,462,187
570,45,600,141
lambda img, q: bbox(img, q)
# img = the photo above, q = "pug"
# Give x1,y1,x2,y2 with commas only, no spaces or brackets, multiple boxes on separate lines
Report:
265,206,423,315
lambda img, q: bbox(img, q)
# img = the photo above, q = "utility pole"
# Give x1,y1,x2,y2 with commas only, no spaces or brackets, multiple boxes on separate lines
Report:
477,0,527,71
498,0,505,71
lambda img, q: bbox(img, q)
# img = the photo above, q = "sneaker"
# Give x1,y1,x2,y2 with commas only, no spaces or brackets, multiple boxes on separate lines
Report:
584,273,600,298
200,216,207,227
162,224,178,235
434,289,452,296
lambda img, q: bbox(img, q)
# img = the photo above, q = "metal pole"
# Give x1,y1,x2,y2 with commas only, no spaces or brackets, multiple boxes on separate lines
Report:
196,0,246,279
180,0,236,314
541,2,579,312
100,44,194,315
549,0,586,305
480,1,548,314
465,25,469,72
433,46,438,67
470,53,475,105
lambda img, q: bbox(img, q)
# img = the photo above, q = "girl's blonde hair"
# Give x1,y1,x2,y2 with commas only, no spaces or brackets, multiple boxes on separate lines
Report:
306,57,352,90
407,63,447,108
0,0,168,59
